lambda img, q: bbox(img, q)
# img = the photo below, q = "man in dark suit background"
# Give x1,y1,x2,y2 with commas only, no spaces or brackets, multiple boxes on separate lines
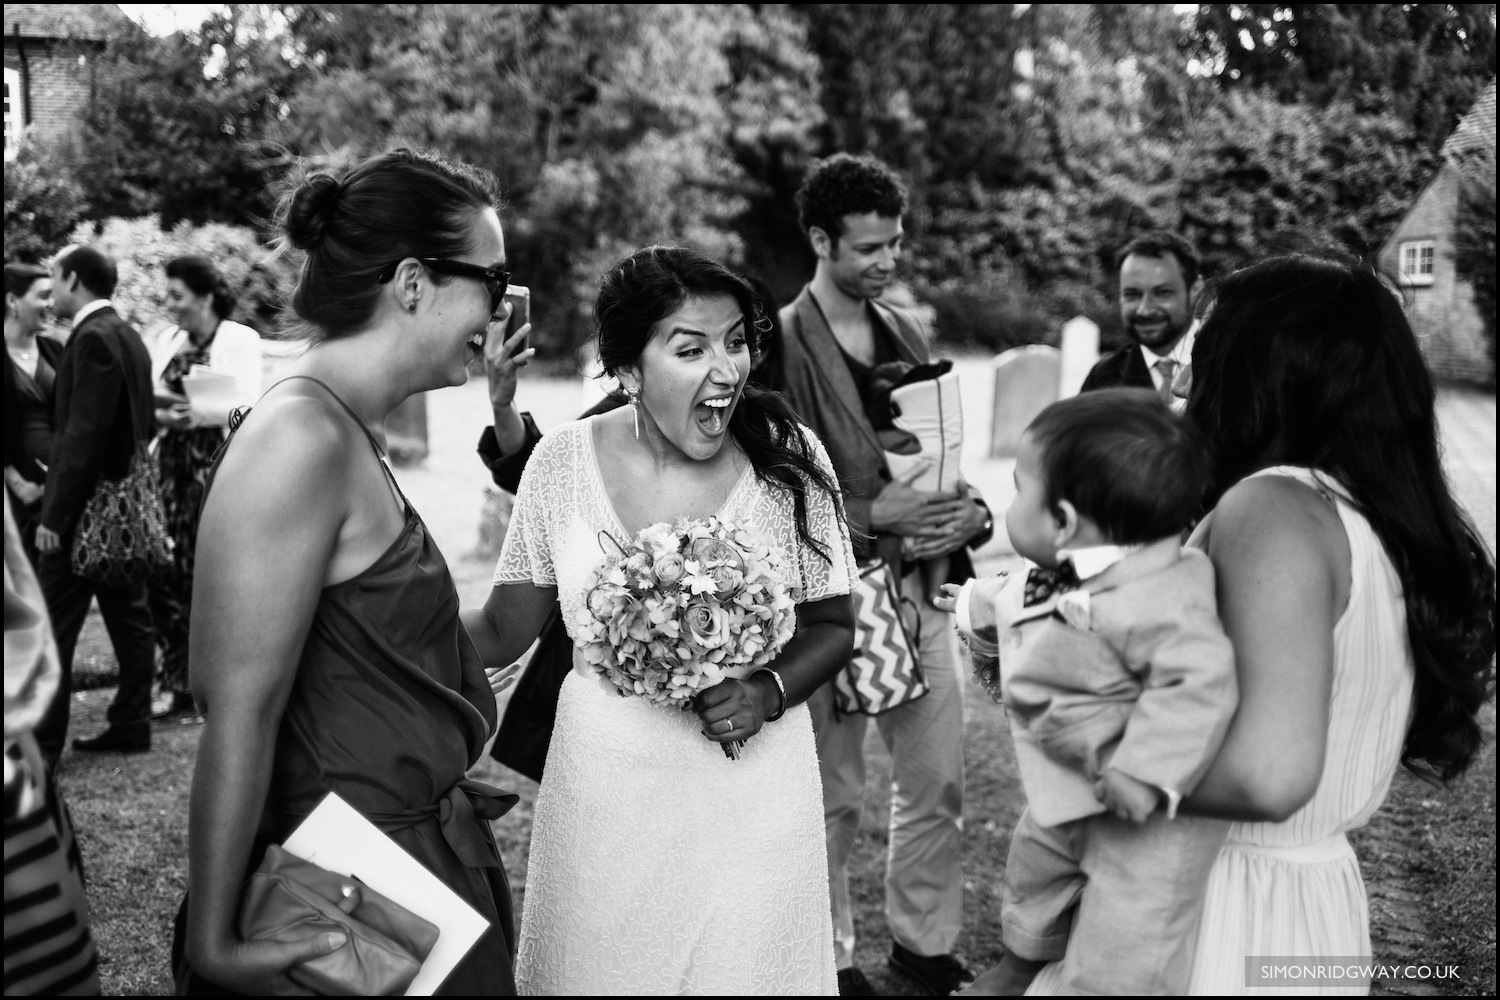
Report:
33,244,158,761
1080,231,1202,405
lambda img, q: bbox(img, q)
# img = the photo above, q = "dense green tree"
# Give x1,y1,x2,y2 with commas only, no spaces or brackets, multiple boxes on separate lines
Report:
3,142,89,261
73,5,305,228
267,4,792,353
1454,149,1496,376
11,2,1491,358
790,3,1040,199
1177,90,1430,274
1192,4,1496,150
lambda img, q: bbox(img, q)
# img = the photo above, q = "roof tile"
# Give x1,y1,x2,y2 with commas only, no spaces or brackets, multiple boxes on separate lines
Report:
1444,79,1496,159
2,4,130,43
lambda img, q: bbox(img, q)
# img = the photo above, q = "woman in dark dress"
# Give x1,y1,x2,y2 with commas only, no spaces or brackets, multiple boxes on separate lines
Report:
2,261,63,565
175,149,520,995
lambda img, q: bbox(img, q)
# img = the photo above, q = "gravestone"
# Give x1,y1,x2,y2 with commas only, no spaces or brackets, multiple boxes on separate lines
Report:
988,345,1062,458
1058,315,1100,399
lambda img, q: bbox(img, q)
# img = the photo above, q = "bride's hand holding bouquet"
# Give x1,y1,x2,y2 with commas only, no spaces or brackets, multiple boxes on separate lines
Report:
575,517,799,758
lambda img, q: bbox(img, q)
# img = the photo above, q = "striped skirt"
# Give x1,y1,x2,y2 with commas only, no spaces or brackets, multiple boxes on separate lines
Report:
4,736,101,996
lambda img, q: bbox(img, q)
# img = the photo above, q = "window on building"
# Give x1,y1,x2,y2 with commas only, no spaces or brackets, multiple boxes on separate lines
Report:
1399,240,1436,286
3,68,20,162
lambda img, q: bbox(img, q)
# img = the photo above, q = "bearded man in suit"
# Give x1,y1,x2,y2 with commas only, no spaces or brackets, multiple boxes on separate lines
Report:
1081,231,1203,406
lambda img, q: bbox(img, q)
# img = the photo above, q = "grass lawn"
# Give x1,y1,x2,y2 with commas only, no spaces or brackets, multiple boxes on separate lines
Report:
54,375,1496,995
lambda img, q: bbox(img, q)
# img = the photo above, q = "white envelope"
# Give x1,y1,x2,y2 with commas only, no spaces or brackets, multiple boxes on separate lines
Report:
179,364,239,412
281,792,490,996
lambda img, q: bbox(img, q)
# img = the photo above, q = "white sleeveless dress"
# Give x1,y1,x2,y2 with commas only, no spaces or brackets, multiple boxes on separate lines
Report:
1184,467,1415,995
1027,466,1415,997
494,418,854,996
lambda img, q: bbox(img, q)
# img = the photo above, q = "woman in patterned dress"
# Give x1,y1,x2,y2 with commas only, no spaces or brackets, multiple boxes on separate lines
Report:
146,257,263,718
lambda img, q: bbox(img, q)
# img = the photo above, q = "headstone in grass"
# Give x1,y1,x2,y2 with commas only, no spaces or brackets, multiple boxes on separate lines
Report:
989,345,1061,458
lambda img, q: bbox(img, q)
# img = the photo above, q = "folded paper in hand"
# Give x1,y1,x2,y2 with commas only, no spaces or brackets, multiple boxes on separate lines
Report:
180,365,238,412
281,792,489,996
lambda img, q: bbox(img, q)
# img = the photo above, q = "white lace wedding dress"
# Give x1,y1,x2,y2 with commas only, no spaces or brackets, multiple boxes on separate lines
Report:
494,418,854,996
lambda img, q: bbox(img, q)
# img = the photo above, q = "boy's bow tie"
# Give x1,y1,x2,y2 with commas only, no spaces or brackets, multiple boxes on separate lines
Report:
1023,562,1081,607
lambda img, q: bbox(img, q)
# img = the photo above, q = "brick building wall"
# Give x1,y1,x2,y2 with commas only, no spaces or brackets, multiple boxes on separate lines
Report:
4,35,102,148
1378,165,1494,385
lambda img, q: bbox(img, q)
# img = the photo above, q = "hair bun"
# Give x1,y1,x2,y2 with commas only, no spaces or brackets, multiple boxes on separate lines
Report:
286,173,342,251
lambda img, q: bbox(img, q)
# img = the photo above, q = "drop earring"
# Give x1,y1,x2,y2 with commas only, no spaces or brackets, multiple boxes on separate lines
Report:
627,386,641,440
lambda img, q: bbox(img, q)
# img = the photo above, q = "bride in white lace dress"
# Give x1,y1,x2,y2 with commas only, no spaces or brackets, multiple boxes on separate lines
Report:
466,246,855,995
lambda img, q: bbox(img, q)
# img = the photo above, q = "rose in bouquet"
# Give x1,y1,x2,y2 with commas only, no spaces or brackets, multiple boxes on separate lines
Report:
574,517,799,757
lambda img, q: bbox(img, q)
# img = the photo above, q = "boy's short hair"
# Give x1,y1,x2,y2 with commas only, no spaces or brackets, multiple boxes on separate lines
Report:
1026,389,1209,545
794,153,907,242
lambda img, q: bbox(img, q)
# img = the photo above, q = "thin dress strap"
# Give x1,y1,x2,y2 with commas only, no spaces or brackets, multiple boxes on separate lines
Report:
243,374,412,513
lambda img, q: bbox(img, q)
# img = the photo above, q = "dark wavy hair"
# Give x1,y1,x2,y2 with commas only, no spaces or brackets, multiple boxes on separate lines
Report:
794,153,908,242
275,147,500,341
4,261,49,298
165,255,237,320
595,246,842,562
1028,389,1209,545
1187,254,1496,783
741,272,785,393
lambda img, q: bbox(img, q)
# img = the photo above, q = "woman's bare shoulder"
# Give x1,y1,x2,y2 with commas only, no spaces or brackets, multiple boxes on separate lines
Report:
1214,473,1345,540
207,388,359,511
1207,472,1352,599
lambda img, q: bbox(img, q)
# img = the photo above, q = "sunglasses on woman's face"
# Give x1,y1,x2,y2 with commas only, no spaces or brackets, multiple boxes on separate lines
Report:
378,258,511,315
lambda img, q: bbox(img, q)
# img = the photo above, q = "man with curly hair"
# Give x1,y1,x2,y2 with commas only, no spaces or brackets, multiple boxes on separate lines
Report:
779,153,991,997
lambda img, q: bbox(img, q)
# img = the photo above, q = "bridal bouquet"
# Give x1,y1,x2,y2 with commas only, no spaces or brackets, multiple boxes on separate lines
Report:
575,517,799,758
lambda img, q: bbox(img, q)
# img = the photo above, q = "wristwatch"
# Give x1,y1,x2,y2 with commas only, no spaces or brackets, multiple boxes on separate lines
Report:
975,500,993,539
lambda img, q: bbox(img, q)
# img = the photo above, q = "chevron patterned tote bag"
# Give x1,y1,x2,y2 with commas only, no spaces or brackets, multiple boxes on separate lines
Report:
833,559,929,717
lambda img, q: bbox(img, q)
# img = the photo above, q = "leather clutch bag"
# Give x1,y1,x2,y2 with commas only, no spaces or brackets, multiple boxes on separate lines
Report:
237,844,440,996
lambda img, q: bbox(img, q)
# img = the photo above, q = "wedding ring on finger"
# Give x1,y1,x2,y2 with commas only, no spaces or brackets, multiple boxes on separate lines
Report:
720,719,734,734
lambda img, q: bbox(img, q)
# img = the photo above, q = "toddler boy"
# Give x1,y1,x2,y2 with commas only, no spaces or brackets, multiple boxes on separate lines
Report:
939,388,1236,995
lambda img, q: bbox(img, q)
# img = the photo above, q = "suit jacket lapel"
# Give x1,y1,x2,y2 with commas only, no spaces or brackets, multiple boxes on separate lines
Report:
790,290,884,456
870,300,926,367
1125,345,1153,388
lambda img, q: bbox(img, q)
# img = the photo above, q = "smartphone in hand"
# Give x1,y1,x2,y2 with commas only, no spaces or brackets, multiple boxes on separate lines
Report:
503,285,531,351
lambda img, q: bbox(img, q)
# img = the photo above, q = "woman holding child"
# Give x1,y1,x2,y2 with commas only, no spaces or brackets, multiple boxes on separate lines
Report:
954,254,1493,998
1176,255,1495,994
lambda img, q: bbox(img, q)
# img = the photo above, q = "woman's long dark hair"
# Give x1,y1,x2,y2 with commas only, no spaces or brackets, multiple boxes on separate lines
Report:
595,245,841,562
1187,254,1496,783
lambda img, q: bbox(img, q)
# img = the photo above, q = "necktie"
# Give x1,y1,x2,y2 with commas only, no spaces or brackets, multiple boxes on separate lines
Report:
1154,358,1179,403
